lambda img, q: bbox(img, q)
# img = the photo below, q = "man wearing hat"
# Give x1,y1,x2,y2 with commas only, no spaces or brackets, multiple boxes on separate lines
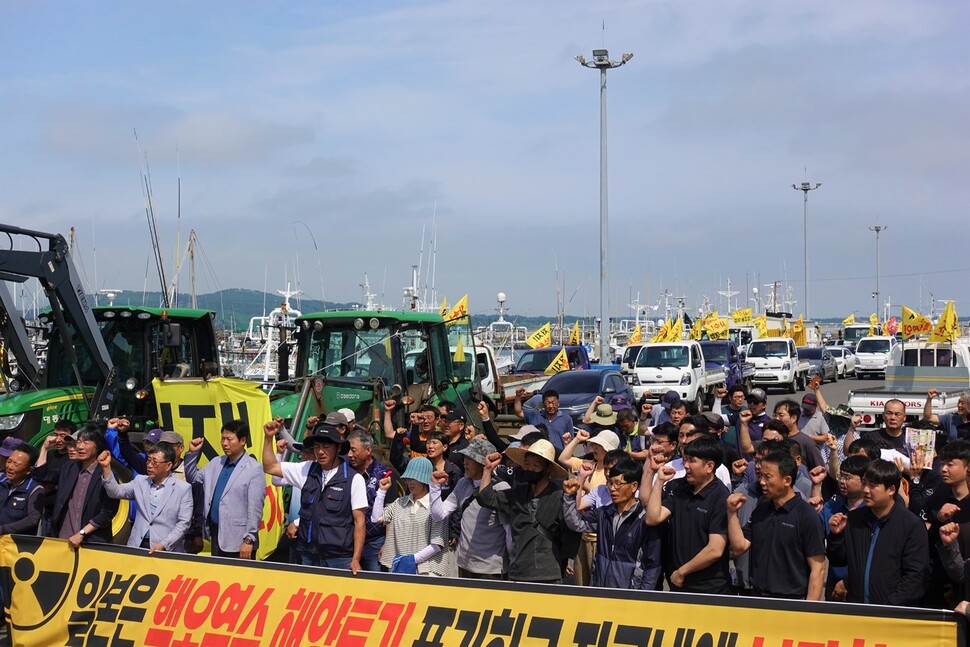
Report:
111,419,162,474
744,388,771,445
338,408,365,435
323,411,350,440
372,457,453,576
442,410,470,471
477,439,575,583
429,436,510,579
798,391,831,450
262,419,368,573
184,420,266,560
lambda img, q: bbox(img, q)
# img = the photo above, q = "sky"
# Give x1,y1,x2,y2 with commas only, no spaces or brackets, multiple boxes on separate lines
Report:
1,0,968,323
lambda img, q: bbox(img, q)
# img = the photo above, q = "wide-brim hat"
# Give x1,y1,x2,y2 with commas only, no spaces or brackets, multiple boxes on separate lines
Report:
588,430,621,452
591,403,617,426
504,439,569,480
303,424,347,451
509,424,541,441
400,456,433,485
456,436,496,465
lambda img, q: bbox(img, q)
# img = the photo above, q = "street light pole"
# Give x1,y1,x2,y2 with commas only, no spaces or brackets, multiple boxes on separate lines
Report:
792,180,821,319
868,224,887,316
577,48,632,363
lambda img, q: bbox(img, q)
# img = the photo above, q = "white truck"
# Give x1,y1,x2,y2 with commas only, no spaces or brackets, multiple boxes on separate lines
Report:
745,337,812,393
853,335,899,379
627,341,727,413
848,340,970,431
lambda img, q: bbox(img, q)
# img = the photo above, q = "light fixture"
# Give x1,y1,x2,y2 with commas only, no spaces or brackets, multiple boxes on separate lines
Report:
369,318,380,330
354,318,365,330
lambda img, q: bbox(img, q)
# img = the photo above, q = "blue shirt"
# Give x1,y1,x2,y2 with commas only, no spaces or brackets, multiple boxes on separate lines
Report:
524,409,574,452
820,495,864,587
208,456,239,525
940,413,970,442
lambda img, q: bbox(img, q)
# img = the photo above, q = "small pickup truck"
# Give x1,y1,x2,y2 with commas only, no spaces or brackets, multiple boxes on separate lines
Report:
848,340,970,431
746,338,812,393
627,341,727,413
700,340,754,390
854,335,899,379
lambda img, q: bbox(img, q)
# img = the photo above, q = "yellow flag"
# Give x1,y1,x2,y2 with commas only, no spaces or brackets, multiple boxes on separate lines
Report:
650,319,670,343
689,319,703,340
707,318,730,340
792,314,804,334
929,301,960,343
842,313,856,326
443,294,468,324
627,323,642,345
453,338,466,362
439,297,448,317
869,312,879,326
666,317,683,342
526,322,552,349
568,320,581,345
867,325,875,337
901,305,933,340
732,308,752,325
753,314,768,338
544,347,570,374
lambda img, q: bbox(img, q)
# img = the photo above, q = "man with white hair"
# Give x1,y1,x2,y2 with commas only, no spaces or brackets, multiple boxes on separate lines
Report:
924,389,970,442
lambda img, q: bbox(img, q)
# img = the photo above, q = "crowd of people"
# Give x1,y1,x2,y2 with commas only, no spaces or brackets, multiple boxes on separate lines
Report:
2,387,970,617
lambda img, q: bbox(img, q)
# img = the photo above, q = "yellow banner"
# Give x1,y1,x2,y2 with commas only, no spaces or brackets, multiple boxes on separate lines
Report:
902,305,933,340
930,300,960,343
443,294,468,325
869,312,879,326
627,323,641,345
731,308,752,325
753,313,768,339
526,322,552,349
453,338,466,363
438,296,448,317
649,319,670,343
842,313,856,326
543,348,570,374
153,377,284,560
706,317,730,340
1,535,961,647
689,319,703,341
792,314,804,335
665,317,683,342
568,320,581,346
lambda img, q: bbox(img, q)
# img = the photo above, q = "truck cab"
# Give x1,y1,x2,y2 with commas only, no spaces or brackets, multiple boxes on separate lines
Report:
700,340,753,390
627,341,726,412
746,338,811,393
842,324,874,351
854,335,899,379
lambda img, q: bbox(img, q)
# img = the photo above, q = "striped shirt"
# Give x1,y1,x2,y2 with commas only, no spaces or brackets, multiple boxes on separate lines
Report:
377,493,450,576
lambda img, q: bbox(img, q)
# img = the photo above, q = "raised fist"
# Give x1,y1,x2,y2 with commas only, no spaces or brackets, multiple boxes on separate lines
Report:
739,409,753,424
188,437,205,453
431,470,450,486
97,450,112,468
726,492,747,513
940,522,960,545
574,429,590,443
829,512,847,535
657,466,677,482
384,399,397,411
263,419,281,438
593,396,605,406
562,479,581,496
731,458,748,477
484,452,503,471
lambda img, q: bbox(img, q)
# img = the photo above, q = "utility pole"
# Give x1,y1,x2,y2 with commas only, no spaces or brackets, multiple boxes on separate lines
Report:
577,47,633,363
868,225,887,315
792,180,821,319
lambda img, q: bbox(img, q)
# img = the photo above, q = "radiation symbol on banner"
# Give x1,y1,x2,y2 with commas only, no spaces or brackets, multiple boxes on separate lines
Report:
4,535,79,631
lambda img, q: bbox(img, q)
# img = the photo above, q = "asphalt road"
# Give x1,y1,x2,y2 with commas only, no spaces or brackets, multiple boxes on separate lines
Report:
761,374,889,412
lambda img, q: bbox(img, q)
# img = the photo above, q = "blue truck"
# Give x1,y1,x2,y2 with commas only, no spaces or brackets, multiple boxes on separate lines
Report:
700,340,755,391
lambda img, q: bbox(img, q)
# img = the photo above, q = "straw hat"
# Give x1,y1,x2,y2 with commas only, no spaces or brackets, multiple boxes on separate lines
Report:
504,439,569,480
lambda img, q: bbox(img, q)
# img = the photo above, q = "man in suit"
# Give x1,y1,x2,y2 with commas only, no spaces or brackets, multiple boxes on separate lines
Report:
183,420,266,559
98,442,193,553
44,424,119,548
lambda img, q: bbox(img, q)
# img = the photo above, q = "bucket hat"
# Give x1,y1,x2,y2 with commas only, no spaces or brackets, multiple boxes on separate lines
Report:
400,456,433,485
591,403,617,426
587,430,620,452
504,439,569,480
456,436,496,466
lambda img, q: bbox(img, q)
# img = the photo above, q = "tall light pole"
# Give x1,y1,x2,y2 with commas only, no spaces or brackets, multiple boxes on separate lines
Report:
577,48,632,362
868,224,887,315
792,180,821,319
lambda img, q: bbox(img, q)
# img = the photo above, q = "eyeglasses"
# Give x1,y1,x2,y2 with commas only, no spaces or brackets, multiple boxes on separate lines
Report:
146,459,172,466
837,474,860,482
607,480,635,490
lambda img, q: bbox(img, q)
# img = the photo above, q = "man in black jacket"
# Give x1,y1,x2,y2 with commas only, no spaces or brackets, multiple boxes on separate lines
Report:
827,459,929,605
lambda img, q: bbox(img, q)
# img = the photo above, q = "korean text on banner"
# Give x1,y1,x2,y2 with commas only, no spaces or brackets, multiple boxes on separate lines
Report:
568,320,581,346
627,323,641,345
443,294,468,325
901,305,933,340
731,308,752,325
153,377,284,560
0,535,962,647
526,322,552,349
544,348,570,375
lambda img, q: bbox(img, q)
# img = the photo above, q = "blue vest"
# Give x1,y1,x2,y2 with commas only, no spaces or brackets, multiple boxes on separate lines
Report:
298,460,354,558
0,477,41,530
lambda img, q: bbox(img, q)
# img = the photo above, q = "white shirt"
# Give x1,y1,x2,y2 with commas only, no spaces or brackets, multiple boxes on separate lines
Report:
279,460,369,510
667,457,732,490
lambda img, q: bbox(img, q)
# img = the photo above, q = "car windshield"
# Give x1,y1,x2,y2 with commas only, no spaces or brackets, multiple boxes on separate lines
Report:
701,344,728,363
636,345,689,368
622,345,642,365
747,341,788,358
829,348,844,357
800,348,822,359
515,349,560,372
844,327,870,343
857,339,890,353
543,372,601,394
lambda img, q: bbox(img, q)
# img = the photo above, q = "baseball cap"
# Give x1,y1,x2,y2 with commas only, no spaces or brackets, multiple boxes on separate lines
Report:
610,395,632,412
746,388,767,404
661,390,680,409
159,431,184,445
509,425,541,441
337,408,356,423
143,428,163,445
801,393,818,407
444,410,467,423
0,436,21,457
324,412,349,427
701,411,726,430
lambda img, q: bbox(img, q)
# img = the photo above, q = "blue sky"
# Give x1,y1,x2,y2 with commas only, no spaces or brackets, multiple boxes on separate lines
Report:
1,0,967,321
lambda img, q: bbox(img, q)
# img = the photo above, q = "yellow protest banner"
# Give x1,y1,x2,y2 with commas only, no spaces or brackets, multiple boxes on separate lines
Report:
543,347,570,374
792,314,804,335
438,296,448,317
731,308,752,325
2,535,961,647
453,338,466,363
153,377,283,560
627,323,642,345
526,322,552,349
665,317,683,342
930,300,960,343
842,313,856,326
869,312,879,326
568,320,581,346
443,294,468,325
753,313,768,338
902,305,933,340
706,318,730,340
689,319,703,340
649,319,670,343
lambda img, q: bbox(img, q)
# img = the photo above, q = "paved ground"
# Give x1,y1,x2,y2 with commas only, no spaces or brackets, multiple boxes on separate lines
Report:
762,374,887,412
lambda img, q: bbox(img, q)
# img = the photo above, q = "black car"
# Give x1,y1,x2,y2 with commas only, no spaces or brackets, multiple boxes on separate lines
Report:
522,369,634,425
